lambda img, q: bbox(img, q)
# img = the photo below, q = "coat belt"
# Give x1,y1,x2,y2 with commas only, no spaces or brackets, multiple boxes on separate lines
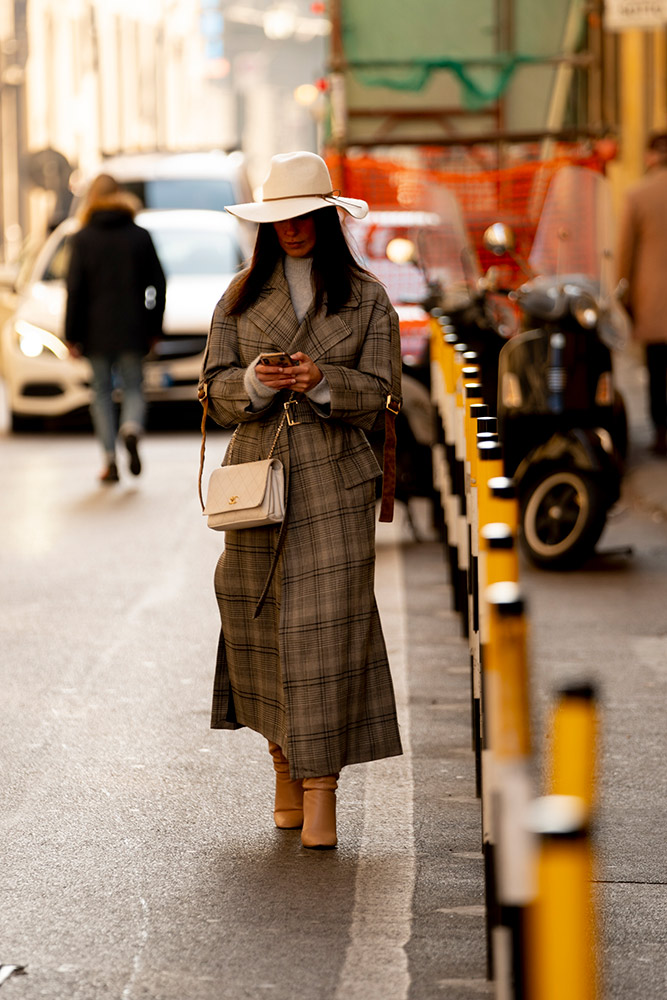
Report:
281,397,323,426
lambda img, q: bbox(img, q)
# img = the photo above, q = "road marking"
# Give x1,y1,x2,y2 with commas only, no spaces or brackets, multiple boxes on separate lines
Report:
121,896,149,1000
333,525,415,1000
435,905,485,916
437,980,494,993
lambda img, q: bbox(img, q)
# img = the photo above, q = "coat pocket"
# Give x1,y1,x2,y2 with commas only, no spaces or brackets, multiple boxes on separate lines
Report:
337,443,383,489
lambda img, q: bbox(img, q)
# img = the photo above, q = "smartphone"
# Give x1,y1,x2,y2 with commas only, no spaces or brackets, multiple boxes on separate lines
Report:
259,352,299,367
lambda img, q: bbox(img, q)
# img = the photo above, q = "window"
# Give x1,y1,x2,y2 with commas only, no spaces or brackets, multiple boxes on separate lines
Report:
122,179,237,212
148,228,242,277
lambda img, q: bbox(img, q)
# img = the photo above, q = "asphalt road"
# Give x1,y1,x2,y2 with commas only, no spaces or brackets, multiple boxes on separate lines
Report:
1,351,665,1000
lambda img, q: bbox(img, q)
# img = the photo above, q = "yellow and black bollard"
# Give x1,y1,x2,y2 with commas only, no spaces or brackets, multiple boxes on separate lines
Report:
487,475,519,536
452,343,472,632
525,792,597,1000
484,581,535,996
467,400,490,644
477,524,521,979
466,399,490,634
439,332,466,609
549,682,598,810
524,683,600,999
478,414,497,432
463,393,490,795
476,439,506,584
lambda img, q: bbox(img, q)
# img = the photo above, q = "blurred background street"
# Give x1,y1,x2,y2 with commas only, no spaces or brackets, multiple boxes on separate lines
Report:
1,2,667,998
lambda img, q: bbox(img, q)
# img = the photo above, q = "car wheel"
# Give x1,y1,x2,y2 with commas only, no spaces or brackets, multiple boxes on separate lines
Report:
520,466,607,569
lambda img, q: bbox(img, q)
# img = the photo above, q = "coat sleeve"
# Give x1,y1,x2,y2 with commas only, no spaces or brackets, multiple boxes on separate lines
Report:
199,295,269,429
64,233,87,350
317,289,402,432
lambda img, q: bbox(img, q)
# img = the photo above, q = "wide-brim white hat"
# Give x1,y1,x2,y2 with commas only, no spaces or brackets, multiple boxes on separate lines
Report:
226,151,368,223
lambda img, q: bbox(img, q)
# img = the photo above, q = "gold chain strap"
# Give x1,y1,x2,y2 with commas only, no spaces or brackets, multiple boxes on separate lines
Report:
226,397,290,465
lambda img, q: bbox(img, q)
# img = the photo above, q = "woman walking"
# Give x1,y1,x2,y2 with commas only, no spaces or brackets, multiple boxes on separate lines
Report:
65,173,166,482
199,151,403,849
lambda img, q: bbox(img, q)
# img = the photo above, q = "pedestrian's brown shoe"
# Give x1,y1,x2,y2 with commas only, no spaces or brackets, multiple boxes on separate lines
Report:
124,433,142,475
301,775,338,849
100,461,119,483
268,741,303,829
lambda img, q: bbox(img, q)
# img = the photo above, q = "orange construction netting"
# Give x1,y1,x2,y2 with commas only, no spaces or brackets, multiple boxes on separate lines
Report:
327,149,607,286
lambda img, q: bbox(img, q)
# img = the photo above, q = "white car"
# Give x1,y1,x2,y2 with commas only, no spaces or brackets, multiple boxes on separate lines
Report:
1,209,243,429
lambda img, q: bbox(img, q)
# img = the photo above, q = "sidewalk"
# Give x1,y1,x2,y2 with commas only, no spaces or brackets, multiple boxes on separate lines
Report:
375,510,491,996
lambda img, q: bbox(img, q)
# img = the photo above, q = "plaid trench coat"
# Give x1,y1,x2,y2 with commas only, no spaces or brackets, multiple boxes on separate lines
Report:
200,261,403,779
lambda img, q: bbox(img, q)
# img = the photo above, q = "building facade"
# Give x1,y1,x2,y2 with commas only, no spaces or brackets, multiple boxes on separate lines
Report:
0,0,237,262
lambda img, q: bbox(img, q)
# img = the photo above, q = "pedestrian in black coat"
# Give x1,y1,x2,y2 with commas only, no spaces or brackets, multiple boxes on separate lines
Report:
65,173,166,482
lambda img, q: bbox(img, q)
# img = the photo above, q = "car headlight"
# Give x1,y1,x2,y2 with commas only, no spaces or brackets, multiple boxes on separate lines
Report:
15,320,69,360
572,293,599,329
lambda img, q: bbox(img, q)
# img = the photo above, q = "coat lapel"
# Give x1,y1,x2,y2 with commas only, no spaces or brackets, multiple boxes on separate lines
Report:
245,262,299,353
245,260,365,362
293,279,362,362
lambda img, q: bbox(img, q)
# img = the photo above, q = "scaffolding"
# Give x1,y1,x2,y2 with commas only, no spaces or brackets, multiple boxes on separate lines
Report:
327,0,614,155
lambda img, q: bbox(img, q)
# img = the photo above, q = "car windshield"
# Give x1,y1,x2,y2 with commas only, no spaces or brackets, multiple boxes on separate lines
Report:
123,179,237,212
147,228,242,277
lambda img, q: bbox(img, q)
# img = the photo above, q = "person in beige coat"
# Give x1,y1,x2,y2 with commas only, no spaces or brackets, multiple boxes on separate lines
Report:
199,152,403,849
617,133,667,455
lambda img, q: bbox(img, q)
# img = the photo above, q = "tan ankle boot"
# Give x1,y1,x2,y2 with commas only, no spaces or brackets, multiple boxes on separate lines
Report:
268,742,303,829
301,775,339,849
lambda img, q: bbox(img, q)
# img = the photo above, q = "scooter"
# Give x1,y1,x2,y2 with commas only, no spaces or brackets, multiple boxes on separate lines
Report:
483,166,629,569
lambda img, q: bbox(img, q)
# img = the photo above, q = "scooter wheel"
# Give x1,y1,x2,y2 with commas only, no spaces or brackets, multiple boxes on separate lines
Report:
520,466,607,569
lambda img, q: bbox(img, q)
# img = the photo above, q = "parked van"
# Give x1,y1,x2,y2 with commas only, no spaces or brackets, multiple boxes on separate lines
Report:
71,150,256,255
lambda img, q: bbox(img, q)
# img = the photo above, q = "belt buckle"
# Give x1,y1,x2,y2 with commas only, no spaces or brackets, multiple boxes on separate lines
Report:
284,399,301,426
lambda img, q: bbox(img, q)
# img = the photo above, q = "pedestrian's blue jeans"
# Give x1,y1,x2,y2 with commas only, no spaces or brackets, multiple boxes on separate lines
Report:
88,352,145,460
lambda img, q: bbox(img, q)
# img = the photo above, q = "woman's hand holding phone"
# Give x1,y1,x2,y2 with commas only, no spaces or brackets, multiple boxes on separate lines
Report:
255,351,322,392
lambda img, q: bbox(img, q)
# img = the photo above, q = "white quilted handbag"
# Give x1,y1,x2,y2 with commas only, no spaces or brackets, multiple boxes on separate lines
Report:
198,386,288,532
203,457,285,531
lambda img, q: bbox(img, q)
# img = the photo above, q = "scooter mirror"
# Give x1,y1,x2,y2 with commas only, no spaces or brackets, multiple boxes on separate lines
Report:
483,222,515,256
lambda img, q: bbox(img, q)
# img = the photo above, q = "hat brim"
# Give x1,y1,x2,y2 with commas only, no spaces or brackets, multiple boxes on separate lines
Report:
226,194,368,224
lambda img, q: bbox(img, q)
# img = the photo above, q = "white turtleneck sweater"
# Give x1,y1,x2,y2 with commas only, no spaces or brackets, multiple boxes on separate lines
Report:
243,255,331,409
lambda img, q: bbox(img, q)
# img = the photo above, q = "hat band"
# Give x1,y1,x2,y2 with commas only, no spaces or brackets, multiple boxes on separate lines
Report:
262,190,338,203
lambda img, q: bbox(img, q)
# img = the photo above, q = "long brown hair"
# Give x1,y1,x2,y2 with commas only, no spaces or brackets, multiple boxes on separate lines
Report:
78,172,141,226
225,207,375,316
